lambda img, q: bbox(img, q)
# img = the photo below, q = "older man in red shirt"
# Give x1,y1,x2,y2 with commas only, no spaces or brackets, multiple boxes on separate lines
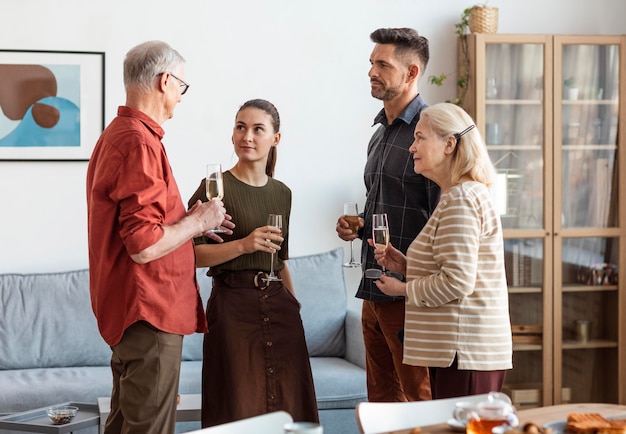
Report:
86,40,231,434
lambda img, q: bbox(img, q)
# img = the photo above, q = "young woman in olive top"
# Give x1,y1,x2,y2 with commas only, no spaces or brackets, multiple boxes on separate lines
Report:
188,99,318,427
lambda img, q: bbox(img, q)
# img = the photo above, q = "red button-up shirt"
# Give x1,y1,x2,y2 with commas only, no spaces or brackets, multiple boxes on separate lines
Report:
86,106,207,346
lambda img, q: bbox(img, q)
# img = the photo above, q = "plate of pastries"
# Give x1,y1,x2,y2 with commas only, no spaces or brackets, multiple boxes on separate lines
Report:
563,413,626,434
513,413,626,434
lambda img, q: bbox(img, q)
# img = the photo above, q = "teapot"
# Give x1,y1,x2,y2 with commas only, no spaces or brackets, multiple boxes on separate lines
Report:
453,392,518,434
466,393,518,434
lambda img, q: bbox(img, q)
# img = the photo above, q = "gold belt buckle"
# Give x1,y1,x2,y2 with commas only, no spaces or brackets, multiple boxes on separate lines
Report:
254,271,269,290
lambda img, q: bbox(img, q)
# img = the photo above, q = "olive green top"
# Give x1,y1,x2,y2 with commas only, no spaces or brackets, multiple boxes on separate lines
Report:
188,170,291,275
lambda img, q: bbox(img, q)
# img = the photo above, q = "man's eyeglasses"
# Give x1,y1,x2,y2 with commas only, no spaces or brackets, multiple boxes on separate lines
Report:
157,72,189,95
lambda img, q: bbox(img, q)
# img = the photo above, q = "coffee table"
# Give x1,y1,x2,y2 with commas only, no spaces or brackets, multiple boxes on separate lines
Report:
0,402,99,433
97,394,201,434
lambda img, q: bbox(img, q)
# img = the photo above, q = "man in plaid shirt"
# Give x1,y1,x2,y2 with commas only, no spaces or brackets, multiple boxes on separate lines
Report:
337,28,440,402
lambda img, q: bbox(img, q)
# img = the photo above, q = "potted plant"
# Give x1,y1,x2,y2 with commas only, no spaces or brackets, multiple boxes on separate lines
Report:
564,76,579,100
428,3,500,106
428,7,471,107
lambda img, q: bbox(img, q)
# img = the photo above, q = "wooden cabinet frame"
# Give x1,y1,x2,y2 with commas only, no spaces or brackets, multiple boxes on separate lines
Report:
462,34,625,405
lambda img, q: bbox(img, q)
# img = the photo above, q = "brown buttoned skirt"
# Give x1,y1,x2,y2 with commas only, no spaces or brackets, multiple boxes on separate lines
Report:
201,271,319,428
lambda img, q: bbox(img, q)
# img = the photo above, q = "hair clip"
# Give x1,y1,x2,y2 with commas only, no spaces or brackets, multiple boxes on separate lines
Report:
453,124,475,141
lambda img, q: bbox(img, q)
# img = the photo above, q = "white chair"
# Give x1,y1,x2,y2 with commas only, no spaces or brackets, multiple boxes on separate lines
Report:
355,393,491,434
184,411,293,434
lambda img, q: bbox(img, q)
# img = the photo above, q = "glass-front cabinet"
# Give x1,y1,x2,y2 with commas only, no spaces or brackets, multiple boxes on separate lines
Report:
462,34,625,407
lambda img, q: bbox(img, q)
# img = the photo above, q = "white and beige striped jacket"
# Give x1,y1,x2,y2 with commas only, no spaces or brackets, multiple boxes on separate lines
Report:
403,181,512,371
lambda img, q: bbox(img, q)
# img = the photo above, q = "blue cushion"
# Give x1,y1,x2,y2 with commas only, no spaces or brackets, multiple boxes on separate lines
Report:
0,270,110,370
181,269,211,361
0,366,113,413
289,248,347,357
310,357,367,409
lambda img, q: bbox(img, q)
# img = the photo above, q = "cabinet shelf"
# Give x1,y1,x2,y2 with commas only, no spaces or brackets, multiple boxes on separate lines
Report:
562,144,618,151
487,145,542,152
562,285,618,293
562,339,618,349
513,343,543,351
562,99,618,106
486,99,543,105
509,286,542,294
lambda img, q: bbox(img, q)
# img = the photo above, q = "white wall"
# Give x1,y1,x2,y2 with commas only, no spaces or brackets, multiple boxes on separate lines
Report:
1,0,624,306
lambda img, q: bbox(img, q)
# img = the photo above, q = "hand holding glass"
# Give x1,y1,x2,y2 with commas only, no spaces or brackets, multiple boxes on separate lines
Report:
264,214,283,282
365,213,389,279
342,202,361,268
205,164,226,233
372,213,389,252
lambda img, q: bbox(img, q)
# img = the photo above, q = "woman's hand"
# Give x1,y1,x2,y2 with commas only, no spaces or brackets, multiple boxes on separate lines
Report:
367,240,407,275
374,274,407,297
204,213,235,242
240,225,283,254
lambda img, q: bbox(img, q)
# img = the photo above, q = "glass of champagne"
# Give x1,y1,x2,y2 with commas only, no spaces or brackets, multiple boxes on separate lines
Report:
372,213,390,274
264,214,283,282
342,202,361,268
205,164,225,233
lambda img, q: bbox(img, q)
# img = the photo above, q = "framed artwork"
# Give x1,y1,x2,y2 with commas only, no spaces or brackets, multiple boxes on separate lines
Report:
0,49,105,161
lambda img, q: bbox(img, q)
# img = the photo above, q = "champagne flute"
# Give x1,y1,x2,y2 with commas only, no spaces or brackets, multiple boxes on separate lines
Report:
366,213,390,278
205,163,226,233
264,214,283,282
342,202,361,268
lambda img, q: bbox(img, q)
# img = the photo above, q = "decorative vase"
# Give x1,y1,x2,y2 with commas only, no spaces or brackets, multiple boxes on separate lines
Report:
469,6,499,34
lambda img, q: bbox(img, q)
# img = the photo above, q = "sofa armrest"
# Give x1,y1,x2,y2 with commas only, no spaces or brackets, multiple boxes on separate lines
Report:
344,307,366,370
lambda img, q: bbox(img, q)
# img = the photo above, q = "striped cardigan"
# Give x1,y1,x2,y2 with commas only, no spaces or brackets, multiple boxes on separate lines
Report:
403,181,512,371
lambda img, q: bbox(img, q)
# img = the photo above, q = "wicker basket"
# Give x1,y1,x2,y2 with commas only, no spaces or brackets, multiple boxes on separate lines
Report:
469,6,499,34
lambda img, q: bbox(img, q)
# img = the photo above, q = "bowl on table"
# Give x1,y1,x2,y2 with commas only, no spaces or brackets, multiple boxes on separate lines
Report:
46,405,78,424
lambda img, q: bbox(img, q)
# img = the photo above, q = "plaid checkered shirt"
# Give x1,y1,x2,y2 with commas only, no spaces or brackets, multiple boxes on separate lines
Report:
356,94,441,302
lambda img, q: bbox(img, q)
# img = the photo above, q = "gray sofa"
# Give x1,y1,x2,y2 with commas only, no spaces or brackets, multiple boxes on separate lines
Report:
0,247,366,434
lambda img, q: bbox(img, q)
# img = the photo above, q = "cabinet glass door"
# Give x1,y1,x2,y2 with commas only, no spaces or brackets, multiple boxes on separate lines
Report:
554,36,622,404
558,43,619,229
473,35,553,407
485,42,546,231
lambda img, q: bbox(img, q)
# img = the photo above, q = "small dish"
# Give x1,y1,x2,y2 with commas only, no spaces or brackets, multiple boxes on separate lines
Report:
47,405,78,424
543,420,566,434
448,418,466,432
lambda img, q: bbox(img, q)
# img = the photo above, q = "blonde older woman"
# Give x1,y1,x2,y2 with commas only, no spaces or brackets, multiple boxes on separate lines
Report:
372,102,512,399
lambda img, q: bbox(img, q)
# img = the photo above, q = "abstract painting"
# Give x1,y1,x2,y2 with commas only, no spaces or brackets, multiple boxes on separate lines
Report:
0,50,104,161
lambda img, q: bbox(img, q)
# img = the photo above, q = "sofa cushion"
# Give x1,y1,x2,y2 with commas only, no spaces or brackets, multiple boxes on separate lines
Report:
0,366,113,413
310,357,367,410
181,269,211,362
289,248,347,357
0,270,110,370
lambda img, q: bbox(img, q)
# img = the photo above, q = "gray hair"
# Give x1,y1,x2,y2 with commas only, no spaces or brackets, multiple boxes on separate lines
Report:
420,103,496,187
123,41,185,93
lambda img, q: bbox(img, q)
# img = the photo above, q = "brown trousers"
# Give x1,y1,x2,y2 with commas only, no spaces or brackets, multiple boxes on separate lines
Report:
105,321,183,434
429,355,507,399
361,300,432,402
